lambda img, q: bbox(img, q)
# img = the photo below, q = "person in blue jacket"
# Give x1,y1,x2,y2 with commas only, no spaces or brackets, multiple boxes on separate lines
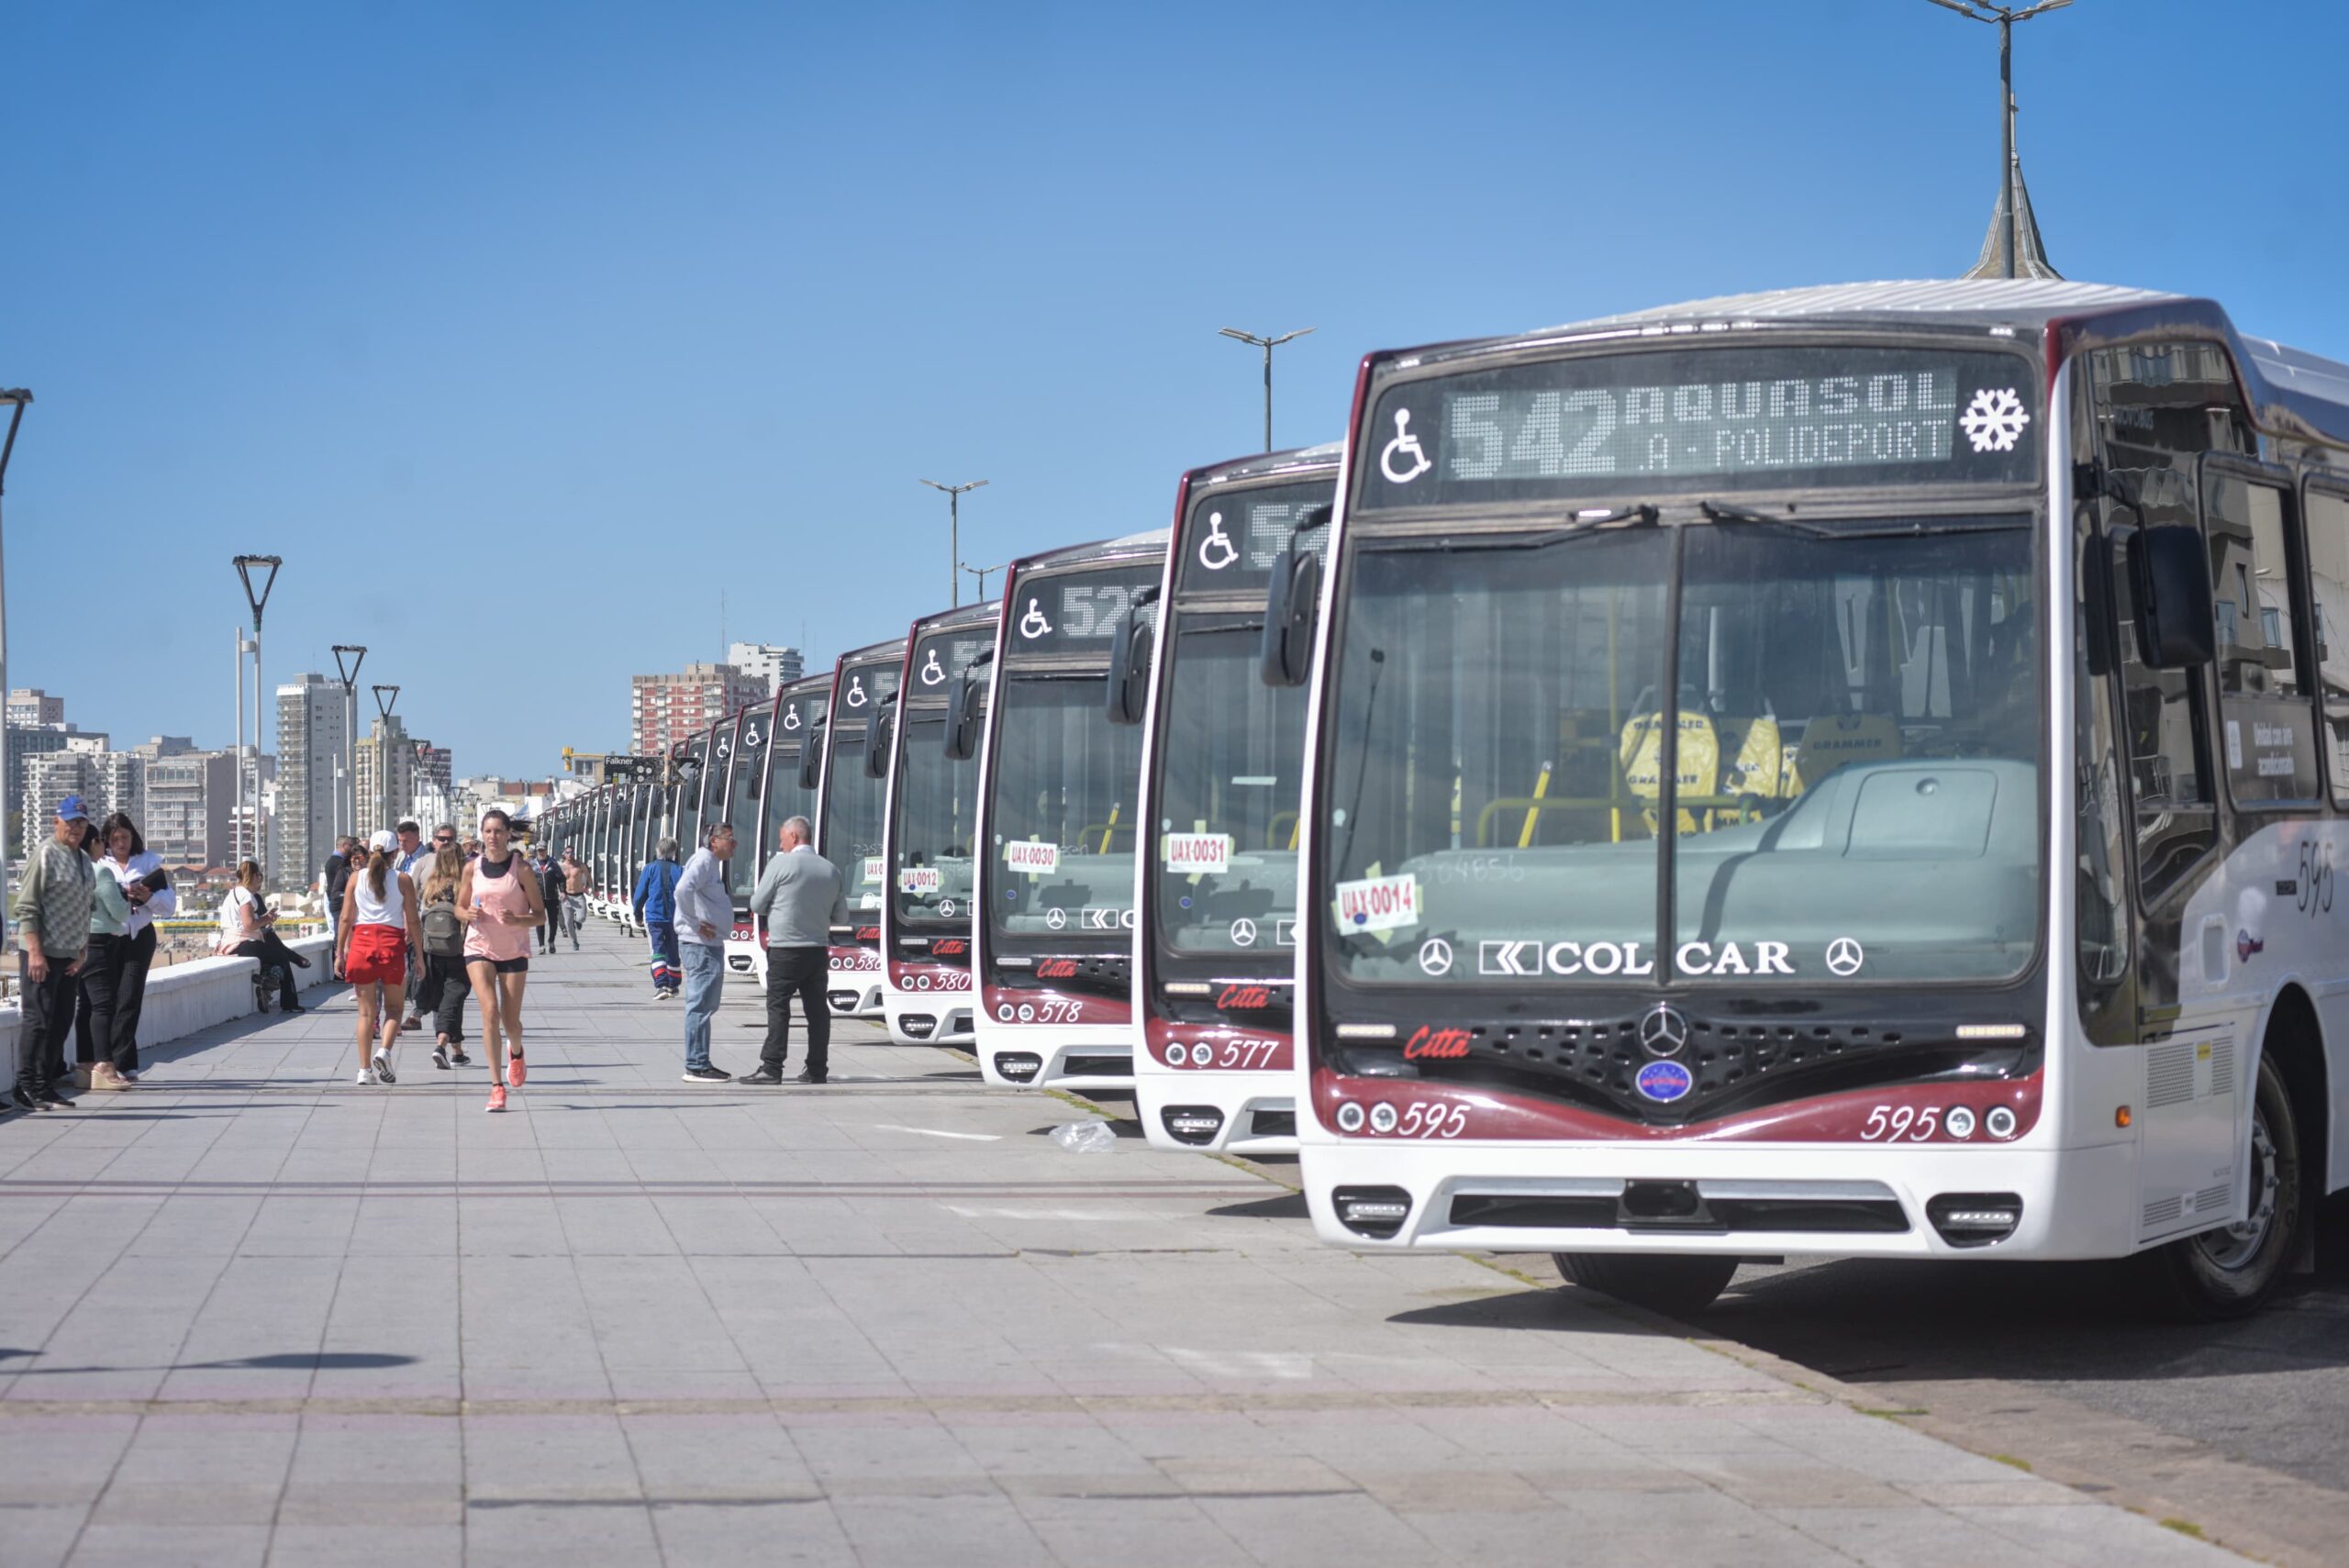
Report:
632,837,685,999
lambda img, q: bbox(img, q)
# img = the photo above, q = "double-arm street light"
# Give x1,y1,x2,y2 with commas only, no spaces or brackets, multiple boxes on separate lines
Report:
959,559,1008,601
331,645,366,845
0,389,30,940
232,555,282,880
371,684,400,837
919,479,989,606
1218,327,1315,452
1925,0,2075,280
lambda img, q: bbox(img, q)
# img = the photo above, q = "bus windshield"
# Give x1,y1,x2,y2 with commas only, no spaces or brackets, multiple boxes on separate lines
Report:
722,736,765,902
675,744,706,853
822,736,887,926
1321,516,2040,987
1153,614,1309,960
893,715,980,933
988,673,1146,942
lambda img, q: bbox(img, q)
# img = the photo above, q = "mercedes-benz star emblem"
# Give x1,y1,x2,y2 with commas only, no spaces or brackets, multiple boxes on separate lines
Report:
1637,1003,1689,1058
1825,936,1865,977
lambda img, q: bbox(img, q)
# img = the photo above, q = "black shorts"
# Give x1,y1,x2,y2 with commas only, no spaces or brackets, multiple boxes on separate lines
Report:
466,955,530,975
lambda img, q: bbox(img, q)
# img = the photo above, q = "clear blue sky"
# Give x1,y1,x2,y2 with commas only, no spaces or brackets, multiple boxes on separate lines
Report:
4,1,2343,778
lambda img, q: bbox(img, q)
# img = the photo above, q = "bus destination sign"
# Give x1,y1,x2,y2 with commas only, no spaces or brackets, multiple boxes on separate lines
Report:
1358,346,2038,507
1006,564,1160,658
1176,478,1335,594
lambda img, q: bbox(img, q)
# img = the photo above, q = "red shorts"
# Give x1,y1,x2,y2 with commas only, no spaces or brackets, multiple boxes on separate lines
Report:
343,923,407,987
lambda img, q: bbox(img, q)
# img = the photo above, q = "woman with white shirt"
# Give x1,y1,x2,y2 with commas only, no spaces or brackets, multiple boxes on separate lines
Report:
86,812,173,1084
217,859,306,1012
337,828,425,1085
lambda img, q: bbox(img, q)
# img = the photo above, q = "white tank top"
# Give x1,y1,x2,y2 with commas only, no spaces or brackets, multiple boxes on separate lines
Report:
352,864,406,928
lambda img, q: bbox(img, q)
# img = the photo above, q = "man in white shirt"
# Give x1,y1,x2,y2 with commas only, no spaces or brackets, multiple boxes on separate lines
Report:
673,822,737,1084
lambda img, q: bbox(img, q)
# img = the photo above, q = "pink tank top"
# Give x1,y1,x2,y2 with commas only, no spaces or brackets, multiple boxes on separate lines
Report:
464,856,536,962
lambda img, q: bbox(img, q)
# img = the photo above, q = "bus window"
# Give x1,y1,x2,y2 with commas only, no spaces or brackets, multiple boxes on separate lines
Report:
2306,486,2349,802
2111,528,2217,903
2204,468,2320,804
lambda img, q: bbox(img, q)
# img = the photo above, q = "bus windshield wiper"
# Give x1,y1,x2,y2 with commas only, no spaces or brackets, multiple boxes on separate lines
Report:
1698,501,2026,539
1698,500,1840,538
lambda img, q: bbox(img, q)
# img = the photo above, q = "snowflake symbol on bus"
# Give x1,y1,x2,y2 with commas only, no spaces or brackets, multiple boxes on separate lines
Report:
1959,388,2031,454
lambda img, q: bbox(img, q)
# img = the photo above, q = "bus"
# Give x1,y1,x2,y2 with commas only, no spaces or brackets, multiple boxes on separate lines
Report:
710,703,771,973
589,784,617,918
814,639,907,1015
1126,444,1339,1151
879,599,1001,1045
971,531,1168,1090
750,671,836,964
674,731,711,862
1278,278,2349,1319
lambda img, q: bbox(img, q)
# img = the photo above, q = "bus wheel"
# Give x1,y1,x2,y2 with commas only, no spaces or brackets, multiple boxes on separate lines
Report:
1553,1252,1738,1318
2147,1051,2304,1321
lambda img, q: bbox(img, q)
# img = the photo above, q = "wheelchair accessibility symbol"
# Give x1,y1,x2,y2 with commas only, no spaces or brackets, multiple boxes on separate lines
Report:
919,649,946,685
783,707,801,730
1197,511,1238,572
845,676,867,708
1019,599,1052,639
1379,408,1431,485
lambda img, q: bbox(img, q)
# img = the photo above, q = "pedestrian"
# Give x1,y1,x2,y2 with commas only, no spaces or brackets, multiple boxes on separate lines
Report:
322,835,357,972
674,821,736,1082
416,840,474,1071
632,837,684,999
335,828,423,1085
71,815,138,1091
89,811,173,1085
392,822,434,1029
534,846,561,954
217,858,308,1012
10,796,95,1111
560,851,591,951
739,815,841,1086
456,808,547,1113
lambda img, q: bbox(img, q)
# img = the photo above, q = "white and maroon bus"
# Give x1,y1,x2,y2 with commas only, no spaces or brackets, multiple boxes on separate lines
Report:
1124,445,1340,1152
742,672,834,975
817,638,907,1017
970,531,1168,1090
1281,280,2349,1319
879,600,1000,1045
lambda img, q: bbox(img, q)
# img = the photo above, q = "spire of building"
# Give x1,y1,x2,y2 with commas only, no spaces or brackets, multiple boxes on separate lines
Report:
1963,142,2062,281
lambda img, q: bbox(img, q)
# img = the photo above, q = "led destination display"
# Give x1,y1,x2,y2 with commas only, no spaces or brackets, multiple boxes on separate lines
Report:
1358,346,2038,507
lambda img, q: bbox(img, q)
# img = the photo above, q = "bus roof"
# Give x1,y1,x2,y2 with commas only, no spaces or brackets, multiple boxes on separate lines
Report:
1191,441,1344,488
909,598,1001,637
834,635,907,667
1016,528,1170,576
1424,279,2349,454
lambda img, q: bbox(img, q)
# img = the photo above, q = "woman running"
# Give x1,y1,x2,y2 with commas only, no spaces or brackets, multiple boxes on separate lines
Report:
457,808,547,1112
337,829,424,1084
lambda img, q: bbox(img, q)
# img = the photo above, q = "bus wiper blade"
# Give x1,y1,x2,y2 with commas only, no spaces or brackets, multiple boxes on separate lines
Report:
1698,500,1839,538
1570,503,1659,529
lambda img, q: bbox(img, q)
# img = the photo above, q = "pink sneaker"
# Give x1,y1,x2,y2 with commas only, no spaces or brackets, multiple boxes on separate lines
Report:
486,1084,507,1113
507,1048,526,1089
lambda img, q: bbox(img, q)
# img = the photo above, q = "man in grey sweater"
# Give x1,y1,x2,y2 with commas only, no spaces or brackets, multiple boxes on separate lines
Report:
13,795,95,1111
739,815,842,1085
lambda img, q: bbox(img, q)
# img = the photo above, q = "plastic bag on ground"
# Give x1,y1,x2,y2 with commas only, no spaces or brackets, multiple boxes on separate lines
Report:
1050,1119,1118,1155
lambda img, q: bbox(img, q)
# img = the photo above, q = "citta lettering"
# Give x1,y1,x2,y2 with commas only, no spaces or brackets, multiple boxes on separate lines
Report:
1402,1025,1474,1061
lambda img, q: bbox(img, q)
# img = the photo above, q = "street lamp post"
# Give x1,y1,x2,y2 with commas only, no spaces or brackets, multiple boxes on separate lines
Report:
1217,327,1316,451
232,555,281,882
958,559,1008,601
1925,0,2075,281
919,479,989,606
331,644,366,847
0,388,30,946
371,684,400,837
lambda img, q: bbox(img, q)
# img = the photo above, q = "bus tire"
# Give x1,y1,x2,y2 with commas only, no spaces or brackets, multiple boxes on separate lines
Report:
1553,1252,1737,1318
2144,1051,2304,1321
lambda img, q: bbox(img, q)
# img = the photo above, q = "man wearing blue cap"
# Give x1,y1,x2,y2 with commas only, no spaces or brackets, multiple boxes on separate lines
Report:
11,795,96,1111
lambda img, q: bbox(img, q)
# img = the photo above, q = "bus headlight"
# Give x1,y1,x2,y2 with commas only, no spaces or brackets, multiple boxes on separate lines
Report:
1984,1106,2019,1140
1943,1106,1976,1140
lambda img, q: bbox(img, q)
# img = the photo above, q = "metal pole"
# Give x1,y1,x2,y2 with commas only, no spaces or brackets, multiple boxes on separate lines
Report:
1999,14,2015,279
951,489,959,607
0,391,28,953
1263,339,1274,452
234,629,245,864
234,557,282,884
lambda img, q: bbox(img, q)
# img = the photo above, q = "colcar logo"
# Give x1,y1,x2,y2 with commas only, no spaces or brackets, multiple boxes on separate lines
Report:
1635,1060,1695,1104
1637,1003,1689,1058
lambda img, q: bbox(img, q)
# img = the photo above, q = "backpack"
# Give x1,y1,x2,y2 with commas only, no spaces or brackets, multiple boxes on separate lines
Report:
421,893,465,957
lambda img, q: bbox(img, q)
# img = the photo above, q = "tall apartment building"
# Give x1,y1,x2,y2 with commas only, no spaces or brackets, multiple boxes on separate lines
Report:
275,673,350,891
7,688,64,728
144,750,236,869
724,642,805,696
24,749,141,831
629,662,767,755
353,714,419,834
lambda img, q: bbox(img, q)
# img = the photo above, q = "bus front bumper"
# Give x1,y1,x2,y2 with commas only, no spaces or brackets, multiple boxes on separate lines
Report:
1137,1069,1297,1155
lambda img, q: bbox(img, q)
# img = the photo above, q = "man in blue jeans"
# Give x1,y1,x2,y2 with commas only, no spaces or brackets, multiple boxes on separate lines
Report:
632,837,684,998
673,822,736,1083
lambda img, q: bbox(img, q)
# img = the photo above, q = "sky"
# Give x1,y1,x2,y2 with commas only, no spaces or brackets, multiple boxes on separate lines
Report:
4,0,2346,778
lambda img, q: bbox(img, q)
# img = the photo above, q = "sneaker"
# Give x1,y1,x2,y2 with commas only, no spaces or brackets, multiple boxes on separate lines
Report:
372,1048,395,1084
506,1049,526,1089
485,1085,507,1113
450,1050,473,1066
683,1064,730,1083
736,1068,784,1085
791,1069,829,1085
432,1043,451,1071
354,1068,377,1085
34,1088,74,1109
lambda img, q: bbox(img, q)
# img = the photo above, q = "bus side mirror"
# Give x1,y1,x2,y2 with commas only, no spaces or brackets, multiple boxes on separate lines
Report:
1261,547,1322,688
863,699,896,779
2129,524,2217,669
799,719,828,791
1106,589,1159,726
944,672,980,762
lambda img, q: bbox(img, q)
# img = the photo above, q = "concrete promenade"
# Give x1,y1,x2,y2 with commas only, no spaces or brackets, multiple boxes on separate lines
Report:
0,928,2246,1566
